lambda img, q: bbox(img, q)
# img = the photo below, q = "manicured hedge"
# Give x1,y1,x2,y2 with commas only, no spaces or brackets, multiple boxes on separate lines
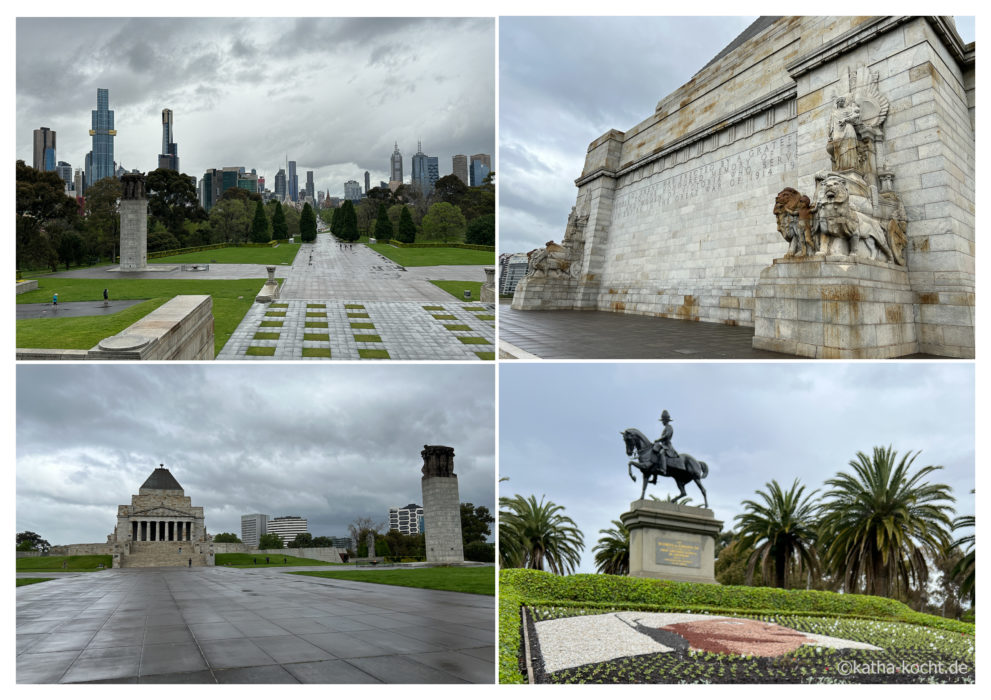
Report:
499,569,975,684
386,240,494,252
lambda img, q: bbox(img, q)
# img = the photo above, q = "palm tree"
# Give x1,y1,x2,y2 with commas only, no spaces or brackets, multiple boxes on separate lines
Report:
734,478,821,588
499,494,584,574
818,446,955,599
950,507,975,605
592,520,629,575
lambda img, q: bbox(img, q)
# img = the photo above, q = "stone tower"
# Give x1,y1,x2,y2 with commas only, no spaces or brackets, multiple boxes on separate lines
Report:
420,445,464,563
118,172,148,270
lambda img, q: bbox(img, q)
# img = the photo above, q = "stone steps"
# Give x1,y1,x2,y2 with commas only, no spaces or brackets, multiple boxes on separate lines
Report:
121,552,207,568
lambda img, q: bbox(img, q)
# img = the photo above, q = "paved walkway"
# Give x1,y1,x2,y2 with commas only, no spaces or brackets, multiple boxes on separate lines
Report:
219,235,494,360
17,299,147,320
17,566,494,684
40,263,277,281
499,301,940,359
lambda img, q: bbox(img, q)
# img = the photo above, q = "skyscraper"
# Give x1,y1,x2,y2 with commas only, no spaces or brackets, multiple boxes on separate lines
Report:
158,108,179,171
274,169,287,200
33,127,56,172
288,161,298,202
56,161,72,188
344,180,362,202
452,154,469,185
305,171,314,202
470,153,492,186
240,514,267,549
89,88,115,186
390,142,403,184
364,170,370,194
411,141,439,194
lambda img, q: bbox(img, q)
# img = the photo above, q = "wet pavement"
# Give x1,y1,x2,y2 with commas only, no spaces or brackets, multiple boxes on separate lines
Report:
17,566,494,684
17,299,148,320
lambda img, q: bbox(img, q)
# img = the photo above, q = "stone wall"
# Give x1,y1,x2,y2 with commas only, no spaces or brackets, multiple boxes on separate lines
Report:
119,198,148,270
210,543,344,563
514,16,974,358
48,543,114,556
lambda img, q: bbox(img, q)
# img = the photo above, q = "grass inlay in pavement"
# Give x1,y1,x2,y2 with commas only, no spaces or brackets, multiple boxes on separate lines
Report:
350,322,375,329
306,303,326,308
305,311,327,317
259,320,284,327
304,333,330,341
475,352,495,360
345,304,365,309
358,348,391,359
302,347,332,358
458,336,489,345
305,321,328,328
253,332,280,340
354,334,383,343
445,324,472,331
423,305,446,311
433,314,457,320
348,312,370,318
265,311,286,317
475,314,495,321
246,346,276,356
270,303,289,308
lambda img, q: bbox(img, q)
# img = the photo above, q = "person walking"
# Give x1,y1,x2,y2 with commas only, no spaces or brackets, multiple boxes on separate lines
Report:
52,292,58,308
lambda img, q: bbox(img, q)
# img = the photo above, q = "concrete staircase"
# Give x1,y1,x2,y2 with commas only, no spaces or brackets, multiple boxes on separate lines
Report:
120,541,207,568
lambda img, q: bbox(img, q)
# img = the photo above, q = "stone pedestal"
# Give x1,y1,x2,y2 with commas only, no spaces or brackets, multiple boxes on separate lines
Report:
752,256,919,359
420,445,464,563
119,198,148,271
480,266,496,302
510,275,579,310
620,500,722,584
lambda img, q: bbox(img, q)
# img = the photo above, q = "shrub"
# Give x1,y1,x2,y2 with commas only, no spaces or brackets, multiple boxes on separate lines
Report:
465,213,494,246
464,541,495,563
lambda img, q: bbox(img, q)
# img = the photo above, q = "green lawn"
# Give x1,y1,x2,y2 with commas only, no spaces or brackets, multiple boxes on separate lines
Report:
430,280,483,301
367,244,494,267
153,243,301,265
215,553,345,567
290,566,495,596
17,578,55,587
17,555,112,571
16,278,268,356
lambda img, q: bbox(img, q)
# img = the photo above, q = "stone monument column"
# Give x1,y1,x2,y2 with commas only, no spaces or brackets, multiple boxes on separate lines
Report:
420,445,465,563
119,173,148,271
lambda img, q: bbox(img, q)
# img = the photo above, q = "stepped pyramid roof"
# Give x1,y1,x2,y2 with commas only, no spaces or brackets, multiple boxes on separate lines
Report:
139,465,183,491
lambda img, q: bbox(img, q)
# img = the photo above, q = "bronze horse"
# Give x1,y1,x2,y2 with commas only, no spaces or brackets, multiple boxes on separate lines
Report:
622,428,709,507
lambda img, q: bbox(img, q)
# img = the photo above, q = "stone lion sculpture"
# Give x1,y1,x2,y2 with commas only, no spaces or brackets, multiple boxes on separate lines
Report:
812,174,895,262
773,187,816,257
526,240,572,279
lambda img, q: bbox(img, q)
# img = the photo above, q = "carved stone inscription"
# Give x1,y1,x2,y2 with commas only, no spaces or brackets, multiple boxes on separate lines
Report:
655,533,703,568
613,133,798,222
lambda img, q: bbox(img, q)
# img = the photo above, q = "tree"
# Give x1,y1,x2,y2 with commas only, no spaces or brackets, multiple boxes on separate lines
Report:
950,504,975,605
420,202,466,243
284,206,301,239
311,536,334,547
83,176,123,263
271,201,288,240
250,200,271,243
209,198,249,244
257,533,284,549
460,503,494,544
290,532,314,548
734,479,821,589
146,168,203,236
147,222,181,253
339,200,359,241
16,160,79,270
373,203,394,241
382,531,425,560
16,531,51,554
299,203,317,242
499,494,584,574
819,446,955,598
397,205,417,243
348,516,385,548
212,532,242,543
592,520,630,575
464,541,495,562
465,213,495,246
429,173,469,207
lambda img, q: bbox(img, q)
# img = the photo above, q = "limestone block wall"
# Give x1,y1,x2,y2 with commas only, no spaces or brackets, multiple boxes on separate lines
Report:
48,543,114,556
88,295,215,360
119,199,148,270
422,475,465,563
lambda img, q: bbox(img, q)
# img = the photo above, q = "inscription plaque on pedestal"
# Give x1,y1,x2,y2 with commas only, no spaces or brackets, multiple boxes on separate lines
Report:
655,534,702,568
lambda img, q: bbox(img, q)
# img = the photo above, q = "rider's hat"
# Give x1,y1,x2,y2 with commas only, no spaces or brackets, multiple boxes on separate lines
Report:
659,410,672,422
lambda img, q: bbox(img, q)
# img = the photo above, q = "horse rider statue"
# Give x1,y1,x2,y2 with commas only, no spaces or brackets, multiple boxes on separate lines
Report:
650,410,679,481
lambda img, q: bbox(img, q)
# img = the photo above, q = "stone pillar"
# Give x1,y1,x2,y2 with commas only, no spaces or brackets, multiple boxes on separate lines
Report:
620,499,723,584
480,266,496,302
366,532,375,558
420,445,465,563
119,173,148,271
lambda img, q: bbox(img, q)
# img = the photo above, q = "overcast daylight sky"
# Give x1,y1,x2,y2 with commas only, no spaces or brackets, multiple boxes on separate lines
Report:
499,15,976,256
16,364,495,546
500,362,975,574
15,17,494,198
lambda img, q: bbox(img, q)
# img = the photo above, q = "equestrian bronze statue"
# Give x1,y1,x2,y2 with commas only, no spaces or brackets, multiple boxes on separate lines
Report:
621,410,709,507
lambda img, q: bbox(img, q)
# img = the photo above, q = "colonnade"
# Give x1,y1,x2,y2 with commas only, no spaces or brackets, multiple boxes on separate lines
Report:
131,520,192,542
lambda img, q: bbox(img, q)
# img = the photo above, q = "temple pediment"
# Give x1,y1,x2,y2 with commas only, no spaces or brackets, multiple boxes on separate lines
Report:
130,506,195,518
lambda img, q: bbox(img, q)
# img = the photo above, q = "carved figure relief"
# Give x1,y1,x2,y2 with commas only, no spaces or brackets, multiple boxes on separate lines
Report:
120,172,147,200
524,192,591,281
525,241,572,279
773,65,905,266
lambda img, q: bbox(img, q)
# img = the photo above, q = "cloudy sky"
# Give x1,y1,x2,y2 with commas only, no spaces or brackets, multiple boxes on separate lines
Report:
16,17,494,198
16,364,495,546
500,362,975,574
499,15,977,256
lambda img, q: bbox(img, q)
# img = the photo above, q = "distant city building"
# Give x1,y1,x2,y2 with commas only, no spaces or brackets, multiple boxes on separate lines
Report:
55,160,72,187
88,88,115,186
390,142,403,184
267,516,307,546
411,141,439,194
452,154,469,185
364,170,370,194
274,168,287,200
470,154,491,186
380,181,388,189
389,503,425,535
238,172,258,193
158,108,179,171
84,151,93,189
240,513,267,548
258,176,265,191
33,127,56,172
288,161,298,202
73,168,85,197
327,536,351,550
326,196,341,208
344,179,362,202
305,170,314,202
500,252,530,295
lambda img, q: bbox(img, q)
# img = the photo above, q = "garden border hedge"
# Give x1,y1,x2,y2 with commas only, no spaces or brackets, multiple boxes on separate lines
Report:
384,240,494,252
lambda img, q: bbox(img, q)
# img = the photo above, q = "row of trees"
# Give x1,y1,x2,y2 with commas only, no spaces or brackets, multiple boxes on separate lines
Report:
499,446,975,618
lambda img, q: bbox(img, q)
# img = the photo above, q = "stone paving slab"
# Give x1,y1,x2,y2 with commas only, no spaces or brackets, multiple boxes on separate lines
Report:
217,300,495,361
17,566,494,684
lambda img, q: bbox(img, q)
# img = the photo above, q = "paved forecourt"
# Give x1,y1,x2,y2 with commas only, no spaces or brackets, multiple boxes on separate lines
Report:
17,566,494,684
220,234,494,360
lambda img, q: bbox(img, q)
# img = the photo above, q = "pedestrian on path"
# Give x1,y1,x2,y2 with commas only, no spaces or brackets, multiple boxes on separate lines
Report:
103,288,109,306
52,292,58,308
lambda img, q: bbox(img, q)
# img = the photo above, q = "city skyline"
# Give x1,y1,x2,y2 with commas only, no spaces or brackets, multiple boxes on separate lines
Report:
16,17,494,198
